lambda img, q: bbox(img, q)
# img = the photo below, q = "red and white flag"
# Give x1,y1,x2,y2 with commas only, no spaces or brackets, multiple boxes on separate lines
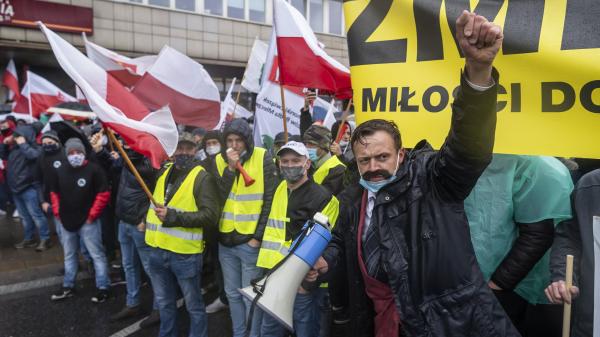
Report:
40,23,177,168
12,71,76,118
273,0,352,99
2,59,20,100
132,46,221,129
83,33,157,88
75,85,87,104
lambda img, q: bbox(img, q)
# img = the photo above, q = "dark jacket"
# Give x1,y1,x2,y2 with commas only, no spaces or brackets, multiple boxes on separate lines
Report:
36,146,66,204
323,71,519,337
159,160,221,230
115,152,158,226
216,119,278,246
550,169,600,337
0,125,42,194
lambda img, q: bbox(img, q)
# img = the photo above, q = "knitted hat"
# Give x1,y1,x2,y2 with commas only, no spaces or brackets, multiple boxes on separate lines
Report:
41,130,60,143
65,138,86,155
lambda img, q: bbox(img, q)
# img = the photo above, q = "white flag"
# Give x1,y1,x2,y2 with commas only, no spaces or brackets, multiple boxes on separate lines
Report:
241,38,269,93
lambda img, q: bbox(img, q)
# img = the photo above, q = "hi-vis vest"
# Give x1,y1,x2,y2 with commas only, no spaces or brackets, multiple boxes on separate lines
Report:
216,147,266,235
256,180,339,269
145,164,205,254
313,155,346,185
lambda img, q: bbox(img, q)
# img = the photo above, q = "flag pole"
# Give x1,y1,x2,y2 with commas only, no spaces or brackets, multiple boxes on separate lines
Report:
562,254,574,337
334,98,353,143
105,127,159,206
279,83,288,143
102,126,115,152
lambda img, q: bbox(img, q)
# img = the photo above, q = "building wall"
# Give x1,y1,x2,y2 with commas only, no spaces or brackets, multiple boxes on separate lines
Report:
0,0,350,68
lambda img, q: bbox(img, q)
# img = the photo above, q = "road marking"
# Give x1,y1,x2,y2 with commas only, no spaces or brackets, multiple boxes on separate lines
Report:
109,298,184,337
0,273,89,296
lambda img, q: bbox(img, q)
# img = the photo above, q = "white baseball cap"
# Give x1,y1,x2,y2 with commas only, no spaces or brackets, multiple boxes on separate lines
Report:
276,141,308,157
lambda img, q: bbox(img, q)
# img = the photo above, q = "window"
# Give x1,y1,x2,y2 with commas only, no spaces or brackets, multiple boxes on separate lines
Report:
290,0,306,16
328,0,342,35
149,0,169,6
175,0,195,11
228,0,245,19
249,0,266,22
128,0,143,3
205,0,223,15
309,0,323,32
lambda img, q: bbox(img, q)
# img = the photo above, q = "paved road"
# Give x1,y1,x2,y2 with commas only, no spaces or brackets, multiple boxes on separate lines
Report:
0,275,233,337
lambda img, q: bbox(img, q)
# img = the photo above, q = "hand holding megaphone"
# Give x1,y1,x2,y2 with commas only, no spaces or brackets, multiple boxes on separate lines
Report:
226,148,255,186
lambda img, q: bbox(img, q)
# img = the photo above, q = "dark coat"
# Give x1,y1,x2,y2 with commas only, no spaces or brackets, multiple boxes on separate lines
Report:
0,125,42,194
115,153,158,226
324,71,520,337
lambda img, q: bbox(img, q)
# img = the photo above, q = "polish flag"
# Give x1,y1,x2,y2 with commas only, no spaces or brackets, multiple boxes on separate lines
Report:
40,23,177,168
132,46,221,129
273,0,352,99
2,59,20,100
83,33,157,88
75,85,87,104
12,71,77,118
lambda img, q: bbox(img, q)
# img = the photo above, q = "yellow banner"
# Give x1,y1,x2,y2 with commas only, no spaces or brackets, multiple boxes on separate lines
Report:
344,0,600,158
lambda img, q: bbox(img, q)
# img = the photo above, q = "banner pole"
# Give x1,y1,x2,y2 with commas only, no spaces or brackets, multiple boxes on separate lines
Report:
335,98,353,143
280,83,288,143
562,255,574,337
105,128,159,206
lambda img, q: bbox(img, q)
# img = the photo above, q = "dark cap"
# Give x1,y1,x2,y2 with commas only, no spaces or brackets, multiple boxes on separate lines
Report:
303,125,332,150
41,130,60,143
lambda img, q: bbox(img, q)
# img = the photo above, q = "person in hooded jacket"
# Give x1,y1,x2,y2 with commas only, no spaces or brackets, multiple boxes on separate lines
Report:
214,119,277,337
0,118,17,215
0,124,51,250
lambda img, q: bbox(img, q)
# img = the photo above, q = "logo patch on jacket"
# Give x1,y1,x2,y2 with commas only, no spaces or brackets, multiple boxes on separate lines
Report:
77,178,86,187
53,161,61,168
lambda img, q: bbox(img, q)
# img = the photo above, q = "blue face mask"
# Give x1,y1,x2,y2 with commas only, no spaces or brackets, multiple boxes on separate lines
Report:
358,152,401,194
307,148,319,163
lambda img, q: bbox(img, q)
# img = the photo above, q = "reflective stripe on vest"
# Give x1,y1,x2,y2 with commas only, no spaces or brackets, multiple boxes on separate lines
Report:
313,155,346,185
145,164,205,254
256,180,340,270
216,148,266,235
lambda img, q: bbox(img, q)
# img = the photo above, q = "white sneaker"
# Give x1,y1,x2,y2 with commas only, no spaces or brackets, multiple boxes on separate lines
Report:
12,210,19,218
205,297,228,314
0,209,6,216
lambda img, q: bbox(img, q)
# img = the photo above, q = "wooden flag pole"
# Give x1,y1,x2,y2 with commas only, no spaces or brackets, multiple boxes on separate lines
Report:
562,254,574,337
334,98,353,143
103,127,115,153
280,83,289,143
105,128,159,206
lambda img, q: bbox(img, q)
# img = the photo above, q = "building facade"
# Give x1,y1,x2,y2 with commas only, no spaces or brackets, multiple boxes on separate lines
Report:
0,0,349,109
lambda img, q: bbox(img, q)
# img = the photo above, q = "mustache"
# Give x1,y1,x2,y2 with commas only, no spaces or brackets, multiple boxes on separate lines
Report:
362,170,392,181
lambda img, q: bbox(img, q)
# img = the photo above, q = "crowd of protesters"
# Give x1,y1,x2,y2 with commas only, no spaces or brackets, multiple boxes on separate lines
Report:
0,12,598,337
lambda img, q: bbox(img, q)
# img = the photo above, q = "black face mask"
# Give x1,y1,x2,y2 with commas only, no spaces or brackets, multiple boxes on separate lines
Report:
174,154,195,169
42,143,60,153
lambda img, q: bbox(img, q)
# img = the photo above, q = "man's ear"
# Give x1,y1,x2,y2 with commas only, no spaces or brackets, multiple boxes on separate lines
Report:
398,148,406,165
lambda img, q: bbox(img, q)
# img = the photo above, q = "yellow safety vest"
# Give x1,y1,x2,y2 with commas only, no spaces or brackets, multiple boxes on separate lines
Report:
216,147,266,235
256,180,339,269
313,155,346,185
145,164,205,254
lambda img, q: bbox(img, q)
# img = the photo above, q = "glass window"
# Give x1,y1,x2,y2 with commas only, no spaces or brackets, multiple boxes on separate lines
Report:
228,0,245,19
249,0,266,22
175,0,195,11
205,0,223,15
149,0,169,6
290,0,306,16
309,0,323,32
328,0,342,35
129,0,142,3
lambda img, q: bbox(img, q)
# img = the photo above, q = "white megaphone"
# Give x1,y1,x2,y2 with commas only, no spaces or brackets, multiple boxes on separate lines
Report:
239,212,332,332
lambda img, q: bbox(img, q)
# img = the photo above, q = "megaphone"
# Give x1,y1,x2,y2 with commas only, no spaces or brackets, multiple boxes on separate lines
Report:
239,213,332,332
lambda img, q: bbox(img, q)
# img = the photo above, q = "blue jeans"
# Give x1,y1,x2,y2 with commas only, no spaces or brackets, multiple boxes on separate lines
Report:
13,186,49,240
58,220,110,289
219,243,264,337
261,290,320,337
148,248,207,337
55,216,92,262
118,221,157,309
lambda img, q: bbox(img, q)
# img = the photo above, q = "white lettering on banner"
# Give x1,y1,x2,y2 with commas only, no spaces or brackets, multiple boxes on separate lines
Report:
0,1,14,23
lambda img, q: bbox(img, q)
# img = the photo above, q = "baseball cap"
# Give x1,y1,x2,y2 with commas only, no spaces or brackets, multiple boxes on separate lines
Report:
276,141,308,157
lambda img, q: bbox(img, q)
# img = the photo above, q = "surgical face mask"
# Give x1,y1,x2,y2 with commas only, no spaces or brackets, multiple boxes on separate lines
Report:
358,151,401,194
280,163,306,184
67,153,85,167
42,143,60,153
339,140,349,148
307,148,319,163
206,145,221,156
174,154,194,168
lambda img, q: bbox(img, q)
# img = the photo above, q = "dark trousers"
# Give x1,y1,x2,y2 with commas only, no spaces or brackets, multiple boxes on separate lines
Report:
493,289,563,337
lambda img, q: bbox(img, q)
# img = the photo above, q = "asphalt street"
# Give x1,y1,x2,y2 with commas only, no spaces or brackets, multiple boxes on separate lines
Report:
0,273,233,337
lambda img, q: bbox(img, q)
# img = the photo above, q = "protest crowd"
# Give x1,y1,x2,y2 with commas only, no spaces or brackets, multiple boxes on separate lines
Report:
0,3,598,337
